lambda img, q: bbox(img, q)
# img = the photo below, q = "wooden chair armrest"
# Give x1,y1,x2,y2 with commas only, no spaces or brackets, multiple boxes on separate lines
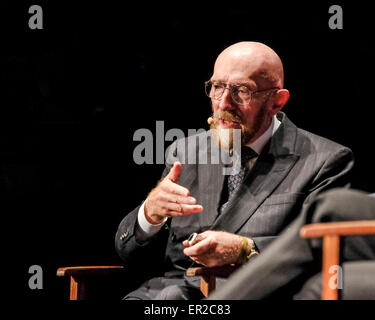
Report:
56,266,125,300
57,265,125,277
300,220,375,239
186,265,240,278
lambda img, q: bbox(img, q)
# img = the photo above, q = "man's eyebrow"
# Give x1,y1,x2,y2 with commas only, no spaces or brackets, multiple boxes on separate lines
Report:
230,81,257,90
211,79,253,87
231,81,252,86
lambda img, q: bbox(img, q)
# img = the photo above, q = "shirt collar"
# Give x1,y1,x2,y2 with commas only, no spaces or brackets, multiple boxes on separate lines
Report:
246,114,281,154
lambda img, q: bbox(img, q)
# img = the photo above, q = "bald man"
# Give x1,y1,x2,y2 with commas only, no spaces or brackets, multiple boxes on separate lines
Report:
115,42,354,300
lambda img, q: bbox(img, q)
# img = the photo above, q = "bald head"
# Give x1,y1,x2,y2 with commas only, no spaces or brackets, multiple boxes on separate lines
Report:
213,42,284,89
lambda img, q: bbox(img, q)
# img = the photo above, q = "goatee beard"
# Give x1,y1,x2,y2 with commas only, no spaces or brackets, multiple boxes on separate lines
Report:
211,125,235,152
209,110,249,151
209,108,269,151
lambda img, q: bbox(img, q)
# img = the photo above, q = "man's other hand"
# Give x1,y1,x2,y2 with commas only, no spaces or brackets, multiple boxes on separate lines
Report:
144,162,204,225
182,231,245,267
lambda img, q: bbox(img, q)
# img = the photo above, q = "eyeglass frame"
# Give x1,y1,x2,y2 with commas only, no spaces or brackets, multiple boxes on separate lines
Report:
204,80,280,105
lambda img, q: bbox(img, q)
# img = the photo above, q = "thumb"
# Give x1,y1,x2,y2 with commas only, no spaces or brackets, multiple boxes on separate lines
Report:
167,161,182,183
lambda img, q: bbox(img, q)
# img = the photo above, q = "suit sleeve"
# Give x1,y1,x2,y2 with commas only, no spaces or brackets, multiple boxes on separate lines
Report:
115,204,170,275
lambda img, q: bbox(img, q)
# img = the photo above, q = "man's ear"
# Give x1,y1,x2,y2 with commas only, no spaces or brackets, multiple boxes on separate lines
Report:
270,89,289,115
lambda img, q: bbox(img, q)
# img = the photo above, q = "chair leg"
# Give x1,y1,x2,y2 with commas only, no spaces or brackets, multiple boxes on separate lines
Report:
322,235,340,300
70,276,88,300
200,275,216,297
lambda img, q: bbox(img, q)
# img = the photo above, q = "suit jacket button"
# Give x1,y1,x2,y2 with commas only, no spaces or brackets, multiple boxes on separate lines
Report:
120,231,129,241
171,233,177,242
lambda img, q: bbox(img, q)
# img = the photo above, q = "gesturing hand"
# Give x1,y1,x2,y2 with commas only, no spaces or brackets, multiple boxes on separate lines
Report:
144,162,204,225
182,230,244,267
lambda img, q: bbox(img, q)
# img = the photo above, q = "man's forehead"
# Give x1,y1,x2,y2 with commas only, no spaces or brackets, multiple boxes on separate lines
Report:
211,77,257,88
213,54,259,75
212,56,282,89
211,67,258,88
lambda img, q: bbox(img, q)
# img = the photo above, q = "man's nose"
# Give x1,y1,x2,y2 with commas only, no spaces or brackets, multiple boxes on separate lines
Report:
218,88,236,111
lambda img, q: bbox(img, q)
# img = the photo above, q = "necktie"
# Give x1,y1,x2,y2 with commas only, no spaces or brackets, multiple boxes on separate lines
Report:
220,147,257,214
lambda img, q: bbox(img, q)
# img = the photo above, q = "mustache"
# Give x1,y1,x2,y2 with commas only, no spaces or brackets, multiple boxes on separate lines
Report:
211,110,242,124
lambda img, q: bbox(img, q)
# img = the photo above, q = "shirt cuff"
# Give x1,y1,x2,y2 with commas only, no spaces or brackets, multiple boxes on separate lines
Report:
137,201,168,239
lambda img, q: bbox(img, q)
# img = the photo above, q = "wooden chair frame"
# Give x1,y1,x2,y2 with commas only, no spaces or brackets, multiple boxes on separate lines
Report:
57,220,375,300
300,220,375,300
185,265,240,297
56,266,125,300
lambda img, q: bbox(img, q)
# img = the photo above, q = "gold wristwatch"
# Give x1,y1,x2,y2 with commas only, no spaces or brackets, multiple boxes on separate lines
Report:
237,236,259,264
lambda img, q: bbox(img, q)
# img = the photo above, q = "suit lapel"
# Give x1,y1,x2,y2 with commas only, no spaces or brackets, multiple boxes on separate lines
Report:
211,112,300,234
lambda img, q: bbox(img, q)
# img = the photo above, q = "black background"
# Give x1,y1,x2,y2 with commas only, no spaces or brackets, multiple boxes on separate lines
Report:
1,1,374,300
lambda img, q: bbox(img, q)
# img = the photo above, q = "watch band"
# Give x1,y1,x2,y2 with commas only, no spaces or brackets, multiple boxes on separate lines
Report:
237,236,259,264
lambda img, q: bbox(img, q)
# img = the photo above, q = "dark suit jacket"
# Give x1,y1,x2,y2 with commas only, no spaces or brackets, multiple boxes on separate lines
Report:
115,112,354,279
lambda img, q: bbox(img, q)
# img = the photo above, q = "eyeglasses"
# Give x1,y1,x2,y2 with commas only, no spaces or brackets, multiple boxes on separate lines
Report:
205,80,280,105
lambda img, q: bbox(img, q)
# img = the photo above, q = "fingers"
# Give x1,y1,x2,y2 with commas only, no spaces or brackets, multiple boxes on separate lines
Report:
162,178,190,197
183,233,204,247
145,161,205,222
158,190,196,205
164,162,190,196
182,232,226,267
183,237,213,257
166,162,182,183
165,202,204,216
